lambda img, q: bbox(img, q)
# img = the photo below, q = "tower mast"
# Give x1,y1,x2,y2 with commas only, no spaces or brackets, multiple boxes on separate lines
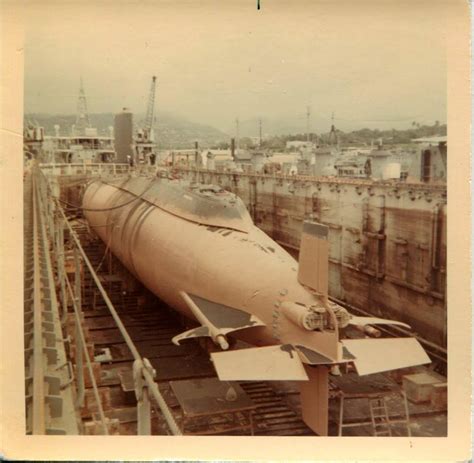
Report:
75,77,91,136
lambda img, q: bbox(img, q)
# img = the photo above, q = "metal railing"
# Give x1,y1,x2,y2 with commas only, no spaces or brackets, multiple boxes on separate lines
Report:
173,166,447,191
55,197,181,435
35,167,181,435
37,160,446,193
64,273,109,434
40,162,132,177
39,162,161,178
30,173,46,433
24,169,78,434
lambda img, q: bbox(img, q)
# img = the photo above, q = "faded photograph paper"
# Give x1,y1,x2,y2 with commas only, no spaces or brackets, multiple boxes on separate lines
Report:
0,0,471,460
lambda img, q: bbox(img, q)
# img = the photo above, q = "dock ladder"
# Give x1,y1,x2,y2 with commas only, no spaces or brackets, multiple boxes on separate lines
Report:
331,374,412,437
368,397,392,436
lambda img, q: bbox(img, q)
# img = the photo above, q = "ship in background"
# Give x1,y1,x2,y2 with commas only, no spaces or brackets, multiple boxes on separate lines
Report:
26,77,159,166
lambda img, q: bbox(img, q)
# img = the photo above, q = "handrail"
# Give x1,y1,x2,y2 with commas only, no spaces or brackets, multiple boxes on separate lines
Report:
38,163,162,181
173,166,447,191
50,180,181,435
40,162,129,168
37,161,446,191
39,163,133,178
64,275,109,434
26,167,79,434
31,174,46,434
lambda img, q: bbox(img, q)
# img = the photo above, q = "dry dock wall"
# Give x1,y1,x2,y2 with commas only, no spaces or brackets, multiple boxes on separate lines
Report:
178,168,447,348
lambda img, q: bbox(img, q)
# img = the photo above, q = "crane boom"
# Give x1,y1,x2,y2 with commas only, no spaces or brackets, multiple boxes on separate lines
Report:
144,76,157,131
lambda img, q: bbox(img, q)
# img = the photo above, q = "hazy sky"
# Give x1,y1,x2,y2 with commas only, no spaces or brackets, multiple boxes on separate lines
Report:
24,0,447,133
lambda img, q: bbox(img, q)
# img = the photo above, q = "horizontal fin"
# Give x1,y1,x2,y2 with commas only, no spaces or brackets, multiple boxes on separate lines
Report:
342,337,431,375
211,345,309,381
174,293,266,349
185,293,265,333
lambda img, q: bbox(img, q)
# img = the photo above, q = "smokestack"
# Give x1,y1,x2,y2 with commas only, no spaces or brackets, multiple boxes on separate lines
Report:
230,138,235,160
114,108,134,163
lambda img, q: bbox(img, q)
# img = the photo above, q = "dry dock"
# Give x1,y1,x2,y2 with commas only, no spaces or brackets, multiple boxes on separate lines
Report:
25,163,447,435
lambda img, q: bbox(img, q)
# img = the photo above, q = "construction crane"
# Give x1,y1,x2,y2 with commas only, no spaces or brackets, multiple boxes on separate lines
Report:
135,76,157,164
137,75,156,143
144,75,157,137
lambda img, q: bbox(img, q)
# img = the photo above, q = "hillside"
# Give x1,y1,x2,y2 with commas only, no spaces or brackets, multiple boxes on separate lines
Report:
320,122,447,146
214,122,447,150
225,116,446,138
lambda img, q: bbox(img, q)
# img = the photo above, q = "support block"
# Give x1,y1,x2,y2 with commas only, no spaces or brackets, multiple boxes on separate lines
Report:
387,366,420,384
402,371,445,404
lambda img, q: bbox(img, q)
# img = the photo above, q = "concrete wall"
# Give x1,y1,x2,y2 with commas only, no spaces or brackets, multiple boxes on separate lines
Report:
178,168,447,348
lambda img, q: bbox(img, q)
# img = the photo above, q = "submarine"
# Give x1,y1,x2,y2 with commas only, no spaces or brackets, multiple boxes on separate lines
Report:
82,175,430,435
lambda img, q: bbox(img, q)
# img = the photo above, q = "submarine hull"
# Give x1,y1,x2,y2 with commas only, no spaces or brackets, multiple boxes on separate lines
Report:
82,177,338,354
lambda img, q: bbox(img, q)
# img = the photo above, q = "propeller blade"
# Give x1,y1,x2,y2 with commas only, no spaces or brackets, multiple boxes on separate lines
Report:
349,315,411,329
